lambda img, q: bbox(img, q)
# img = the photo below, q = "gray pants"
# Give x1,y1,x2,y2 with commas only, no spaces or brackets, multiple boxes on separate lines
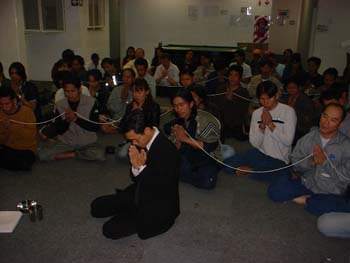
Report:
38,140,106,162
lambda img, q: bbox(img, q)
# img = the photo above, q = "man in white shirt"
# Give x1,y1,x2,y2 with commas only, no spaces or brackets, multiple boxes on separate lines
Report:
154,53,180,87
223,80,296,183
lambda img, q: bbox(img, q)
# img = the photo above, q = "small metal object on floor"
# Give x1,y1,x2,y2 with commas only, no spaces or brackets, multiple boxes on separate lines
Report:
17,200,43,222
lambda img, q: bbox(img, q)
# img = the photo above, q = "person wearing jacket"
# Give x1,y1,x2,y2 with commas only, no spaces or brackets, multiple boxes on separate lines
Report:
268,103,350,216
91,109,180,240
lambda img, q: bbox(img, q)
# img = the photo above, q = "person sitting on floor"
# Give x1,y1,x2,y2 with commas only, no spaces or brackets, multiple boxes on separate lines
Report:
134,57,156,98
90,109,181,240
216,65,250,141
100,68,135,134
223,81,296,183
229,49,252,85
248,59,282,98
0,86,36,171
281,77,315,144
71,55,88,82
180,70,194,89
101,57,120,91
87,69,110,115
38,74,105,162
116,78,161,159
193,53,215,83
268,103,350,216
163,88,222,190
123,48,151,75
9,62,41,120
154,53,180,87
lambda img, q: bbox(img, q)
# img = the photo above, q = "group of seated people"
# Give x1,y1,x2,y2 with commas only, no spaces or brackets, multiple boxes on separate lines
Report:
0,46,350,239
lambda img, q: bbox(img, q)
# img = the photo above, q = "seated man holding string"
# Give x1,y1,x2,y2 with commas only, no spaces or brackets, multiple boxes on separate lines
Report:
0,86,36,171
223,81,296,183
268,103,350,216
38,73,105,161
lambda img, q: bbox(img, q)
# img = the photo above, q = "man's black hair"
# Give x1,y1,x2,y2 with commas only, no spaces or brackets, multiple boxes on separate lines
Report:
62,73,81,89
119,109,153,134
87,69,102,81
256,80,278,98
0,85,16,99
180,69,194,77
72,55,85,66
91,53,99,60
235,49,246,59
62,49,75,63
323,67,338,79
307,56,321,66
134,57,149,68
322,102,346,122
228,64,243,78
259,59,274,69
101,57,116,66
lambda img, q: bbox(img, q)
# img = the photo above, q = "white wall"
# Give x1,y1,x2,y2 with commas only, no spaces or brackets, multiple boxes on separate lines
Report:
269,0,302,54
311,0,350,73
120,0,272,62
0,0,27,76
25,0,110,81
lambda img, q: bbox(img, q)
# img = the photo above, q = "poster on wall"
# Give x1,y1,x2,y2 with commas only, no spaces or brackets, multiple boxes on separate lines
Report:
253,16,269,43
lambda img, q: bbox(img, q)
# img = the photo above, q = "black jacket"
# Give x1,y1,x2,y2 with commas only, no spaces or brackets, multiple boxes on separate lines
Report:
129,132,180,239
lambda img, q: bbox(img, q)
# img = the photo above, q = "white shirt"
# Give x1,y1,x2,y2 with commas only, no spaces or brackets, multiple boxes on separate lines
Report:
249,103,297,163
131,127,160,176
154,63,180,86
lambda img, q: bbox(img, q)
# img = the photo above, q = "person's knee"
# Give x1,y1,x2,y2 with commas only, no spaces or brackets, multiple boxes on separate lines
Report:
267,184,285,202
317,213,338,237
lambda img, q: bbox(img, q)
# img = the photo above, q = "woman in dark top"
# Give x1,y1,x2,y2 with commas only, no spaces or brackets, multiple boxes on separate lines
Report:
9,62,41,120
87,69,110,115
121,78,160,127
117,78,160,158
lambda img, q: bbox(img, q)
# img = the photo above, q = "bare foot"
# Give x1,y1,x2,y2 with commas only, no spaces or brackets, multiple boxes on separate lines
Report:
292,195,311,205
54,151,76,160
236,166,253,176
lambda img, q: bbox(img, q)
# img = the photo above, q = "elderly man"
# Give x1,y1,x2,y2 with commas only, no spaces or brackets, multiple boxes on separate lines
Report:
268,103,350,216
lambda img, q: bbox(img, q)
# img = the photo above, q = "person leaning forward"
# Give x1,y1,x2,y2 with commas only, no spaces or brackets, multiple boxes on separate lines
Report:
91,109,181,240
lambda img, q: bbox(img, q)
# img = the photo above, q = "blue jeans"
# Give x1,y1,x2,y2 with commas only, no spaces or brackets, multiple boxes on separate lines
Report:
180,154,219,190
268,173,350,216
223,148,286,183
317,213,350,238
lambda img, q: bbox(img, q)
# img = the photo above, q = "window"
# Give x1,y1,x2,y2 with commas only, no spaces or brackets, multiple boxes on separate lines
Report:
23,0,64,32
88,0,105,30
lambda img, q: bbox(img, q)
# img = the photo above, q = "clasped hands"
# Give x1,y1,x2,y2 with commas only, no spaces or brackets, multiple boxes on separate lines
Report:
172,124,188,143
259,109,273,130
128,145,147,169
313,144,326,166
65,108,77,122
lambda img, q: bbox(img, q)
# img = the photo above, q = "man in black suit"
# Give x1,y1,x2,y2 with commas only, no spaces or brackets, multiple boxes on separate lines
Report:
91,109,180,240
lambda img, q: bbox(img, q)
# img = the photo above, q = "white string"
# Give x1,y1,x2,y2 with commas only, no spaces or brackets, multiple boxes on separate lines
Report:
184,130,314,173
323,150,346,179
8,112,66,125
3,112,122,126
75,112,122,125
